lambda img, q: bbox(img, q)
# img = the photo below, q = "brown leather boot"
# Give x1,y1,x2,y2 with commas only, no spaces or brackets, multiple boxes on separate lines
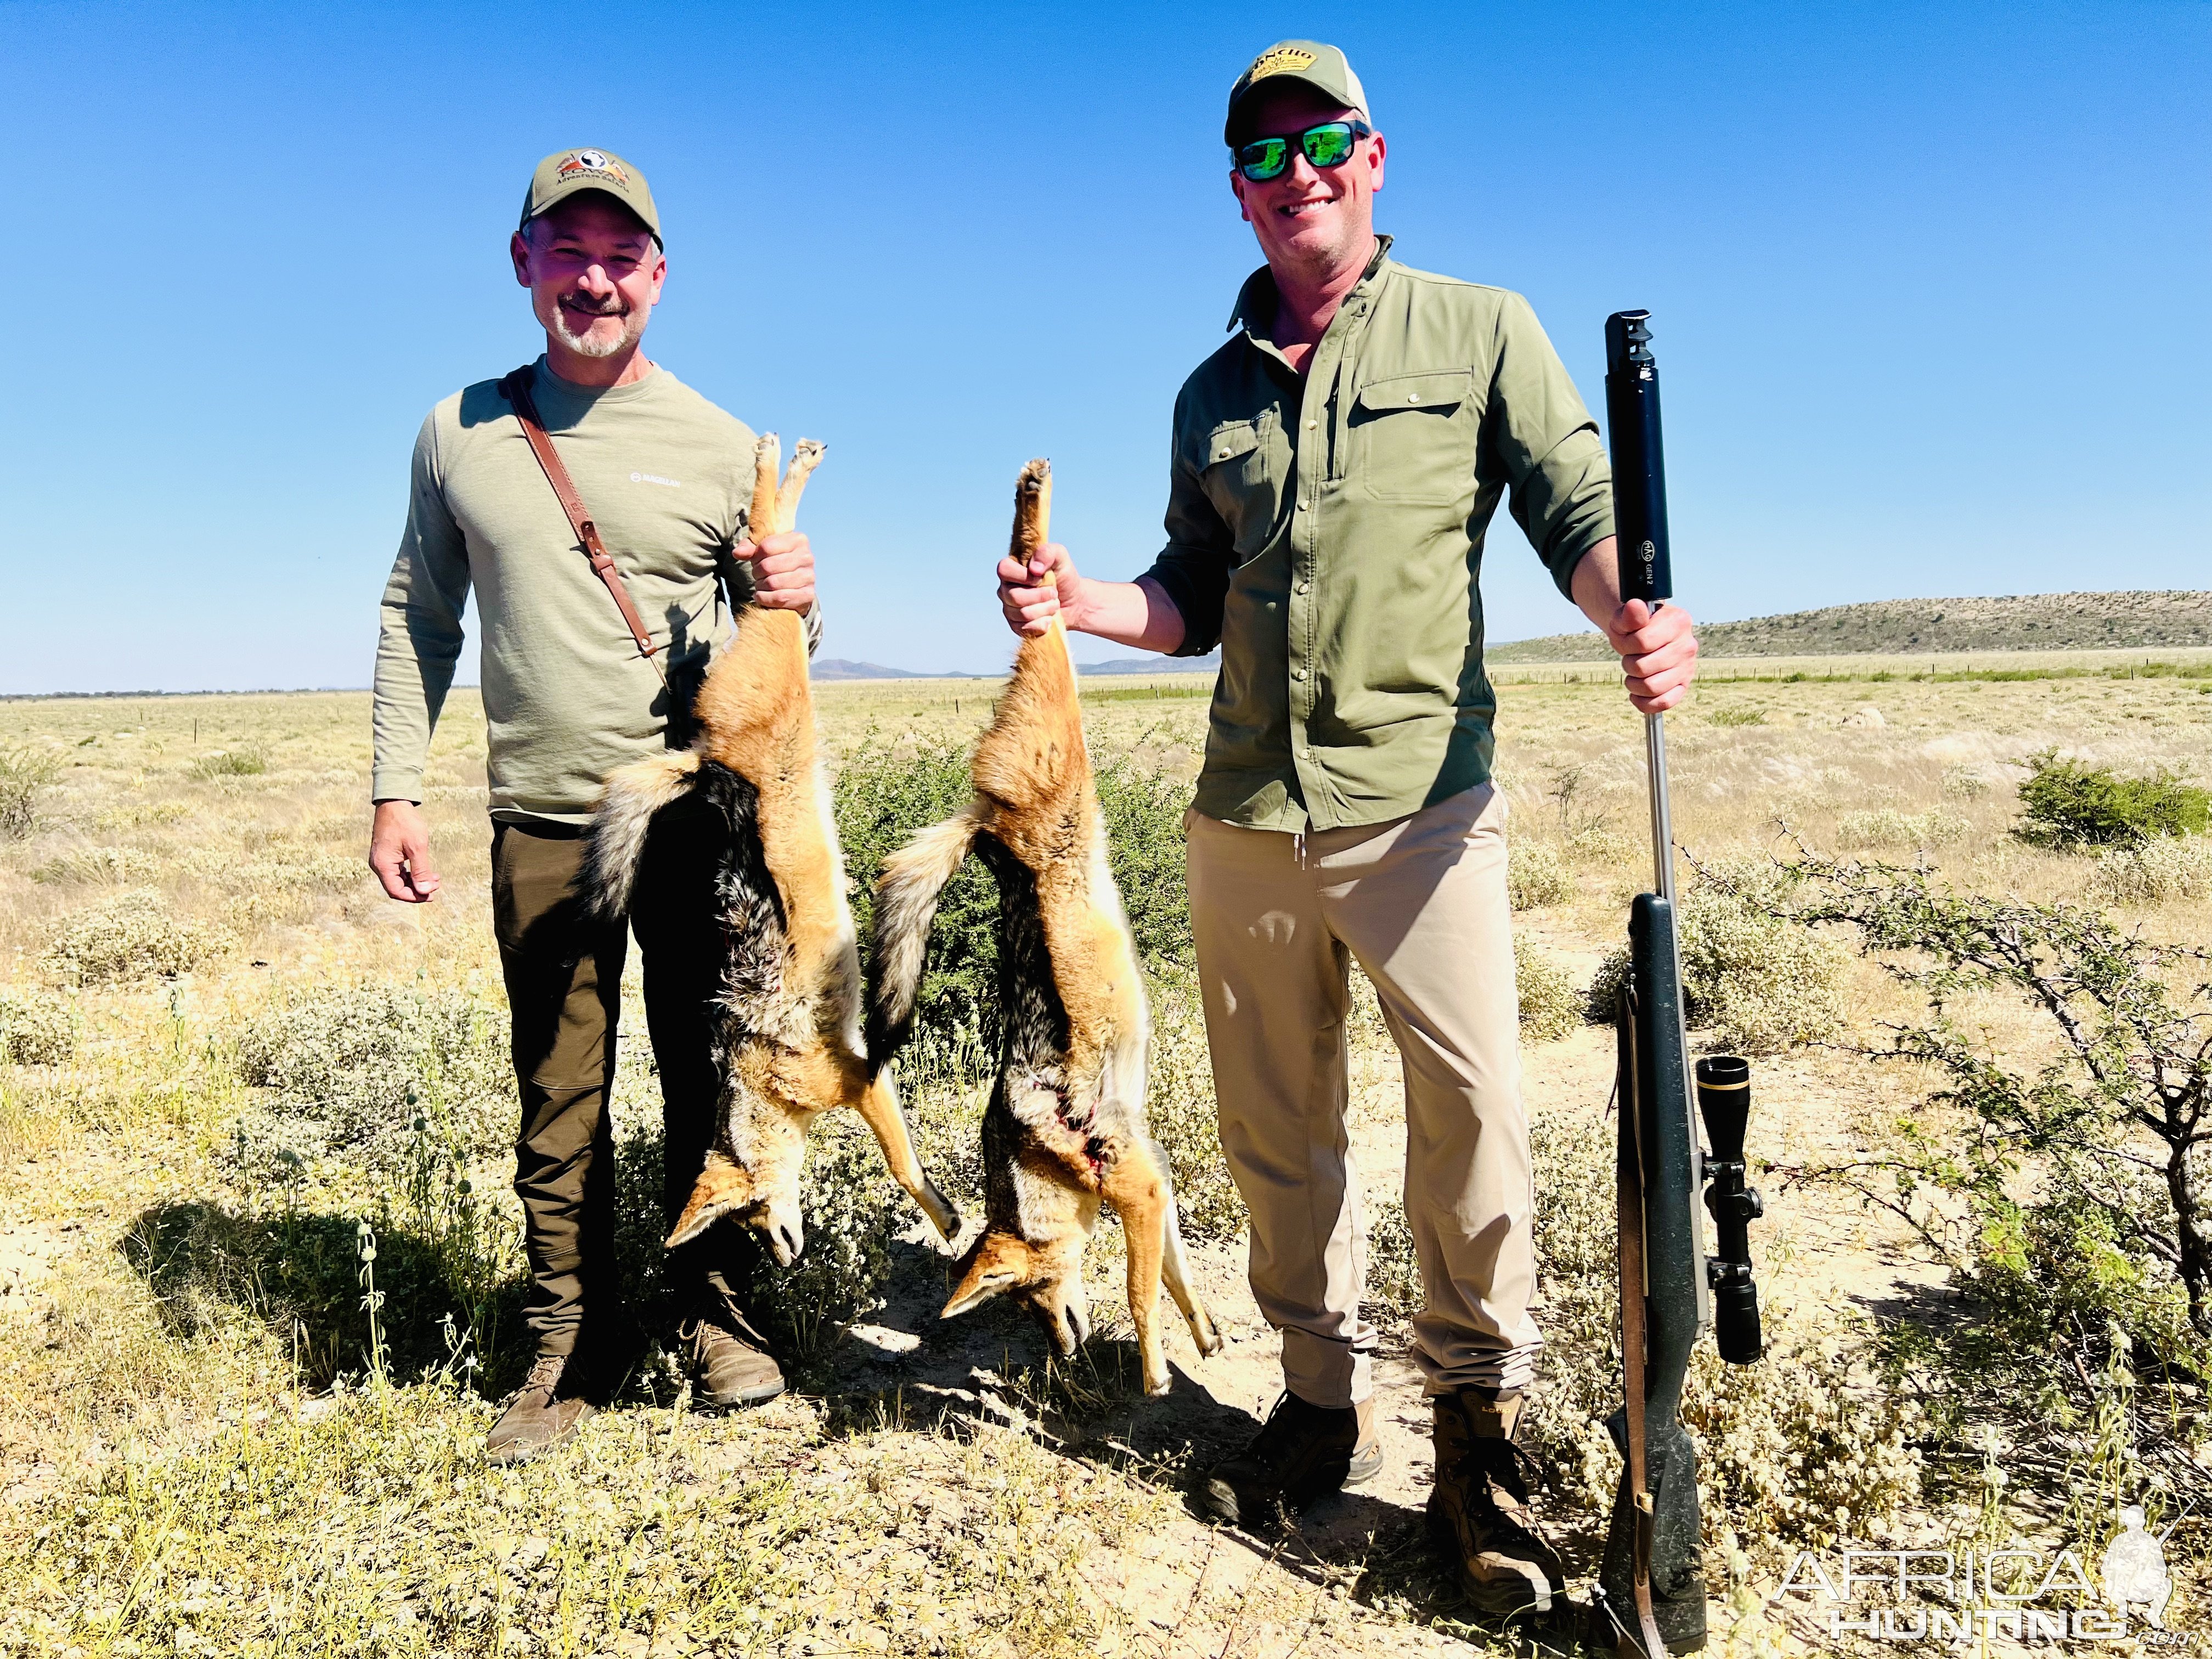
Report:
680,1298,786,1410
485,1351,596,1465
1428,1389,1566,1616
1198,1392,1384,1526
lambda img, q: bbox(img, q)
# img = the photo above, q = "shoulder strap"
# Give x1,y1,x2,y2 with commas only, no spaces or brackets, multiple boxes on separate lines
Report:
498,366,659,661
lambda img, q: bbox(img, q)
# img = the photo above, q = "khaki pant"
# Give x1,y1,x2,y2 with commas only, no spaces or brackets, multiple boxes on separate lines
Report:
491,802,753,1357
1186,784,1539,1407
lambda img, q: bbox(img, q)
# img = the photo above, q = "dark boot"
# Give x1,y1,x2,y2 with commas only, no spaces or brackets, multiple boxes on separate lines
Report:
1429,1389,1566,1616
485,1351,596,1465
1199,1392,1383,1526
680,1295,786,1410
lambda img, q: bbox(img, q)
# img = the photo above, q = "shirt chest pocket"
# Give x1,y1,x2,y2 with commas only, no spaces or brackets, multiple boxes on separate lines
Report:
1196,414,1288,560
1348,370,1478,506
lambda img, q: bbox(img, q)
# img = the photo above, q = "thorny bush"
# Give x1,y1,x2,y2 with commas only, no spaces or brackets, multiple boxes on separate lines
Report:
0,744,58,840
1780,849,2212,1554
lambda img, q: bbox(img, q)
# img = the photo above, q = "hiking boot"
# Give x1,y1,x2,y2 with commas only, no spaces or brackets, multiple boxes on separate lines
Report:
486,1351,596,1466
1198,1392,1383,1526
1428,1389,1566,1616
680,1299,786,1410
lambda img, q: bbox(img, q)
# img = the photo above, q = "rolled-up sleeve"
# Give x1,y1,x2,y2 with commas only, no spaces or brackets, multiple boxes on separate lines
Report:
1139,413,1236,658
371,414,470,805
1488,292,1615,599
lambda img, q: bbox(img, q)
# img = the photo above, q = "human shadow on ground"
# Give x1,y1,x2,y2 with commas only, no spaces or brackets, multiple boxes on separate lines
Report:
124,1199,533,1393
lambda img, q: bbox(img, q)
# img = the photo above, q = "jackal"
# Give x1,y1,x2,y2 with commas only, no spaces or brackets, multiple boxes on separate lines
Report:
868,459,1221,1396
582,435,960,1267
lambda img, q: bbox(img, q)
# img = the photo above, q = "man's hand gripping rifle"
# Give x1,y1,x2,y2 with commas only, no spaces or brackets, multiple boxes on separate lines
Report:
1594,311,1766,1658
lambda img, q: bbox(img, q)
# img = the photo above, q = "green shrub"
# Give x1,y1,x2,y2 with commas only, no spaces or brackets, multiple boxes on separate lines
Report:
1705,704,1767,727
0,988,78,1066
2016,750,2210,847
1587,875,1846,1055
0,745,59,840
41,890,231,985
188,748,268,779
745,1116,900,1368
227,984,510,1180
1508,840,1570,911
833,735,1193,1060
1514,937,1582,1043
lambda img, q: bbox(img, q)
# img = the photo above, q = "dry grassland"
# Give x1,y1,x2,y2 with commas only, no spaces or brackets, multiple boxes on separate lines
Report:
2,663,2208,1657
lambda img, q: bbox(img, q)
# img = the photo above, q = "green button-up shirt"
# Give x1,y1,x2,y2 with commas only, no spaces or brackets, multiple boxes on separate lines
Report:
1143,238,1614,832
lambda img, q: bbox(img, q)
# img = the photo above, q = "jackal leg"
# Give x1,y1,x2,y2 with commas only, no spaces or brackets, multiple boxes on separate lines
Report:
1147,1137,1222,1357
748,433,827,543
851,1072,961,1245
1103,1144,1171,1396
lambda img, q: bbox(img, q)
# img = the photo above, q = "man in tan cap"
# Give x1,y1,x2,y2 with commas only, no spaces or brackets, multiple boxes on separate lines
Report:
997,41,1700,1618
370,148,821,1462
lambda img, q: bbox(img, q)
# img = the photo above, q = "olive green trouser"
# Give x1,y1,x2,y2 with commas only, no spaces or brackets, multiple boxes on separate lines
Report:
1185,783,1541,1408
490,804,754,1357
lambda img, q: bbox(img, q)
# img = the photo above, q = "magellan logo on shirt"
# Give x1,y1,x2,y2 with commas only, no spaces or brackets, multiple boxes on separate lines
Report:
630,471,681,488
1248,46,1317,80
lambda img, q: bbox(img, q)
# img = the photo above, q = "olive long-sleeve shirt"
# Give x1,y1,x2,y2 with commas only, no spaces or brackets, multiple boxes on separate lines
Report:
371,357,819,825
1141,239,1615,832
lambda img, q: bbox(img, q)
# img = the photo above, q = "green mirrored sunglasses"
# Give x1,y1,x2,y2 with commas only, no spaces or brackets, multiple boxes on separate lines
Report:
1233,120,1372,183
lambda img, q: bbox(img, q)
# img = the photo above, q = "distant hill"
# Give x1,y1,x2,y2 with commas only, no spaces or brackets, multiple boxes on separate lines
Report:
1077,652,1222,675
810,658,956,681
1487,590,2212,663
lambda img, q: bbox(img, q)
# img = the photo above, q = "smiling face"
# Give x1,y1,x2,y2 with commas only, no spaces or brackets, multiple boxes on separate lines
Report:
509,193,665,365
1227,81,1385,277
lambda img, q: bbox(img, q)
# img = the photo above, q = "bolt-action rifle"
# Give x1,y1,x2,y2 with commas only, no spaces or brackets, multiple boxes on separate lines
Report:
1595,311,1767,1657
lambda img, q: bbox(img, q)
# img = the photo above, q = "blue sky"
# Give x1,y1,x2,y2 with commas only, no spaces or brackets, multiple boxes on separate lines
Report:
2,1,2205,692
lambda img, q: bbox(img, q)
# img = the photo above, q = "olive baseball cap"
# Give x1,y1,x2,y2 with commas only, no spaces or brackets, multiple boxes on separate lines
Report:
519,148,663,246
1223,40,1370,145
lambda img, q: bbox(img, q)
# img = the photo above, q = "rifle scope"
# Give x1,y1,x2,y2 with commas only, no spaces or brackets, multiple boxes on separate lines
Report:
1696,1056,1764,1365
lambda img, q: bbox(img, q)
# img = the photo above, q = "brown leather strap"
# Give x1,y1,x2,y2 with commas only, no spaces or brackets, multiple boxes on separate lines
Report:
499,366,659,662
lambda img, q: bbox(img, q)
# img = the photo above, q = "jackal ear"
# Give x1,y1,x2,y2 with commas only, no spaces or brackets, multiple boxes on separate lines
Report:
666,1153,753,1250
941,1237,1028,1320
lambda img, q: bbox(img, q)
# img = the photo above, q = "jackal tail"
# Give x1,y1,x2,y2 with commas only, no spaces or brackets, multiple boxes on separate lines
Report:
582,751,704,919
865,808,986,1071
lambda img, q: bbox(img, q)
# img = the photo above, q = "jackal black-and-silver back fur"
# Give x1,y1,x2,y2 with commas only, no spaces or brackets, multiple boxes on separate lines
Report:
580,435,958,1268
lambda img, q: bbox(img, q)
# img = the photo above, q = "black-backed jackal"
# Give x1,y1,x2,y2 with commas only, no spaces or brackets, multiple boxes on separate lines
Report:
868,460,1221,1396
582,436,960,1266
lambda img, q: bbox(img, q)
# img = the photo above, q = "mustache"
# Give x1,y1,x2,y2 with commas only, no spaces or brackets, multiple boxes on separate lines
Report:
558,291,629,318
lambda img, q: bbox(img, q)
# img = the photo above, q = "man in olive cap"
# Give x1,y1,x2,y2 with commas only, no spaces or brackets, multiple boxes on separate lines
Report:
997,42,1699,1616
370,148,822,1462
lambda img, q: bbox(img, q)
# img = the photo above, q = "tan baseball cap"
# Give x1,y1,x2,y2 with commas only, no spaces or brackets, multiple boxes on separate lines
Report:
1223,40,1370,145
518,148,663,246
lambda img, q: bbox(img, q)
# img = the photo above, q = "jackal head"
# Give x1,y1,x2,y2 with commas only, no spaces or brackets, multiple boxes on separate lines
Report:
941,1228,1092,1356
666,1118,810,1267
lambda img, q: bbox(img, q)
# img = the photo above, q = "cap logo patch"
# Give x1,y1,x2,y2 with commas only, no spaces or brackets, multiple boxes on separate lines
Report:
556,150,629,184
1248,46,1317,80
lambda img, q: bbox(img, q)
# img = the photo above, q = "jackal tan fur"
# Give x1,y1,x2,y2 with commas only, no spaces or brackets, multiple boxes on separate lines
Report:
868,460,1221,1395
584,435,959,1267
